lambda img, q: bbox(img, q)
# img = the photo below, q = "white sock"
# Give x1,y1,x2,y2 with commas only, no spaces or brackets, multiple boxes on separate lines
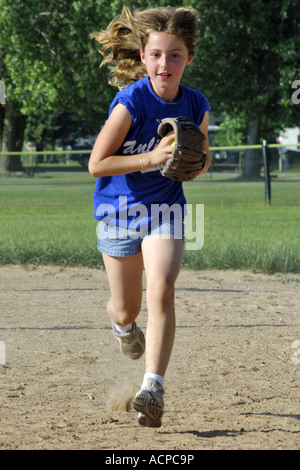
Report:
112,321,132,336
142,373,164,389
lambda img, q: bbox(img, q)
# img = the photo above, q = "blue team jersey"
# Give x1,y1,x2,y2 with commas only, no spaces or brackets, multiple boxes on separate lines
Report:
93,75,210,227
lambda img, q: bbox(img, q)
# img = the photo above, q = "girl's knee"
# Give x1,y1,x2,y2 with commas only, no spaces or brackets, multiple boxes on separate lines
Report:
107,298,140,326
146,279,175,308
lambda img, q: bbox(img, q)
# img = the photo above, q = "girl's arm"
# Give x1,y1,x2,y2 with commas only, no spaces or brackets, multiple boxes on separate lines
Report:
198,111,210,175
88,103,174,177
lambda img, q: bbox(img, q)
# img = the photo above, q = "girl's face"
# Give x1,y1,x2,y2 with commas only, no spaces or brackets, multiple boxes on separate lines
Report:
140,32,193,102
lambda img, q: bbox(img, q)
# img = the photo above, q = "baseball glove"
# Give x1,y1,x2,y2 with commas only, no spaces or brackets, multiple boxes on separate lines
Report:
157,116,206,182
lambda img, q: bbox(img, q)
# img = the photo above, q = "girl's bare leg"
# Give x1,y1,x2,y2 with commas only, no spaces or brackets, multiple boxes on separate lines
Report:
141,236,184,377
132,236,183,427
102,252,144,326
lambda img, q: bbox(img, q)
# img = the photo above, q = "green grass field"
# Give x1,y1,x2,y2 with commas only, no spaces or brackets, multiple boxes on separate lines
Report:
0,171,299,273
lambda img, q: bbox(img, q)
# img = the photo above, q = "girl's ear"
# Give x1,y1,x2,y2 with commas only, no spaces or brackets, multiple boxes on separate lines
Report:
140,50,146,64
186,55,194,66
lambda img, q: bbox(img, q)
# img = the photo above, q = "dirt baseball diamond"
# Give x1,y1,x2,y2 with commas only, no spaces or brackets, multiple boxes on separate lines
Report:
0,265,299,450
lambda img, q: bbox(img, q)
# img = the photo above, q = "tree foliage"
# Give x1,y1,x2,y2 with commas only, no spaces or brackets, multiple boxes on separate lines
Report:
0,0,117,172
188,0,300,176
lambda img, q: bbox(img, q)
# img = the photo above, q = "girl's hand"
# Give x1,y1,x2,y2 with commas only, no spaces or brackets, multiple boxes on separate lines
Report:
146,133,175,168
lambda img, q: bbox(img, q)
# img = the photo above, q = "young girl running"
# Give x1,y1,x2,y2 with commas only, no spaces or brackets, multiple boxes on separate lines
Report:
89,5,210,427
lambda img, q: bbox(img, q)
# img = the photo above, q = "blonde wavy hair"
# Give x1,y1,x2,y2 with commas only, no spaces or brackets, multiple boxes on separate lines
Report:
91,6,199,89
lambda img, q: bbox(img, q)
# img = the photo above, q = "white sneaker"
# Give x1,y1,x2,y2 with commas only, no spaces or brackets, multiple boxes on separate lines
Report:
133,378,164,427
113,322,145,360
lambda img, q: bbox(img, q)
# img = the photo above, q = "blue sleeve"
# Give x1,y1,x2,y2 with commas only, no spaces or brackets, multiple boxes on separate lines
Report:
109,92,140,126
195,92,210,126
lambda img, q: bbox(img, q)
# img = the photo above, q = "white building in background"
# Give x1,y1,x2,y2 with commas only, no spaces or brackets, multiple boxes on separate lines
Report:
278,127,300,146
277,127,300,171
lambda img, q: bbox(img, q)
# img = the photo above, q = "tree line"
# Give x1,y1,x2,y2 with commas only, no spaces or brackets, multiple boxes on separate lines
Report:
0,0,299,177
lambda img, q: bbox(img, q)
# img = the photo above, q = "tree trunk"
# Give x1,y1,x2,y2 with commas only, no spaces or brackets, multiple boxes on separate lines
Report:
243,117,261,178
0,101,26,174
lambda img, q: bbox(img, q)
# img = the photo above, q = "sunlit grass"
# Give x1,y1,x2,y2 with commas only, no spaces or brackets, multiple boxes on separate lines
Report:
0,172,299,273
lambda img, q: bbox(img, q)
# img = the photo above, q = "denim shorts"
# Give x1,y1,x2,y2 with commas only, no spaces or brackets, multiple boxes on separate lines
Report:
97,218,184,257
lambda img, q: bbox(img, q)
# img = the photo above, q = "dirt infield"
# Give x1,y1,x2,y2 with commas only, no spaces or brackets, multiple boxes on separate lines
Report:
0,265,299,450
